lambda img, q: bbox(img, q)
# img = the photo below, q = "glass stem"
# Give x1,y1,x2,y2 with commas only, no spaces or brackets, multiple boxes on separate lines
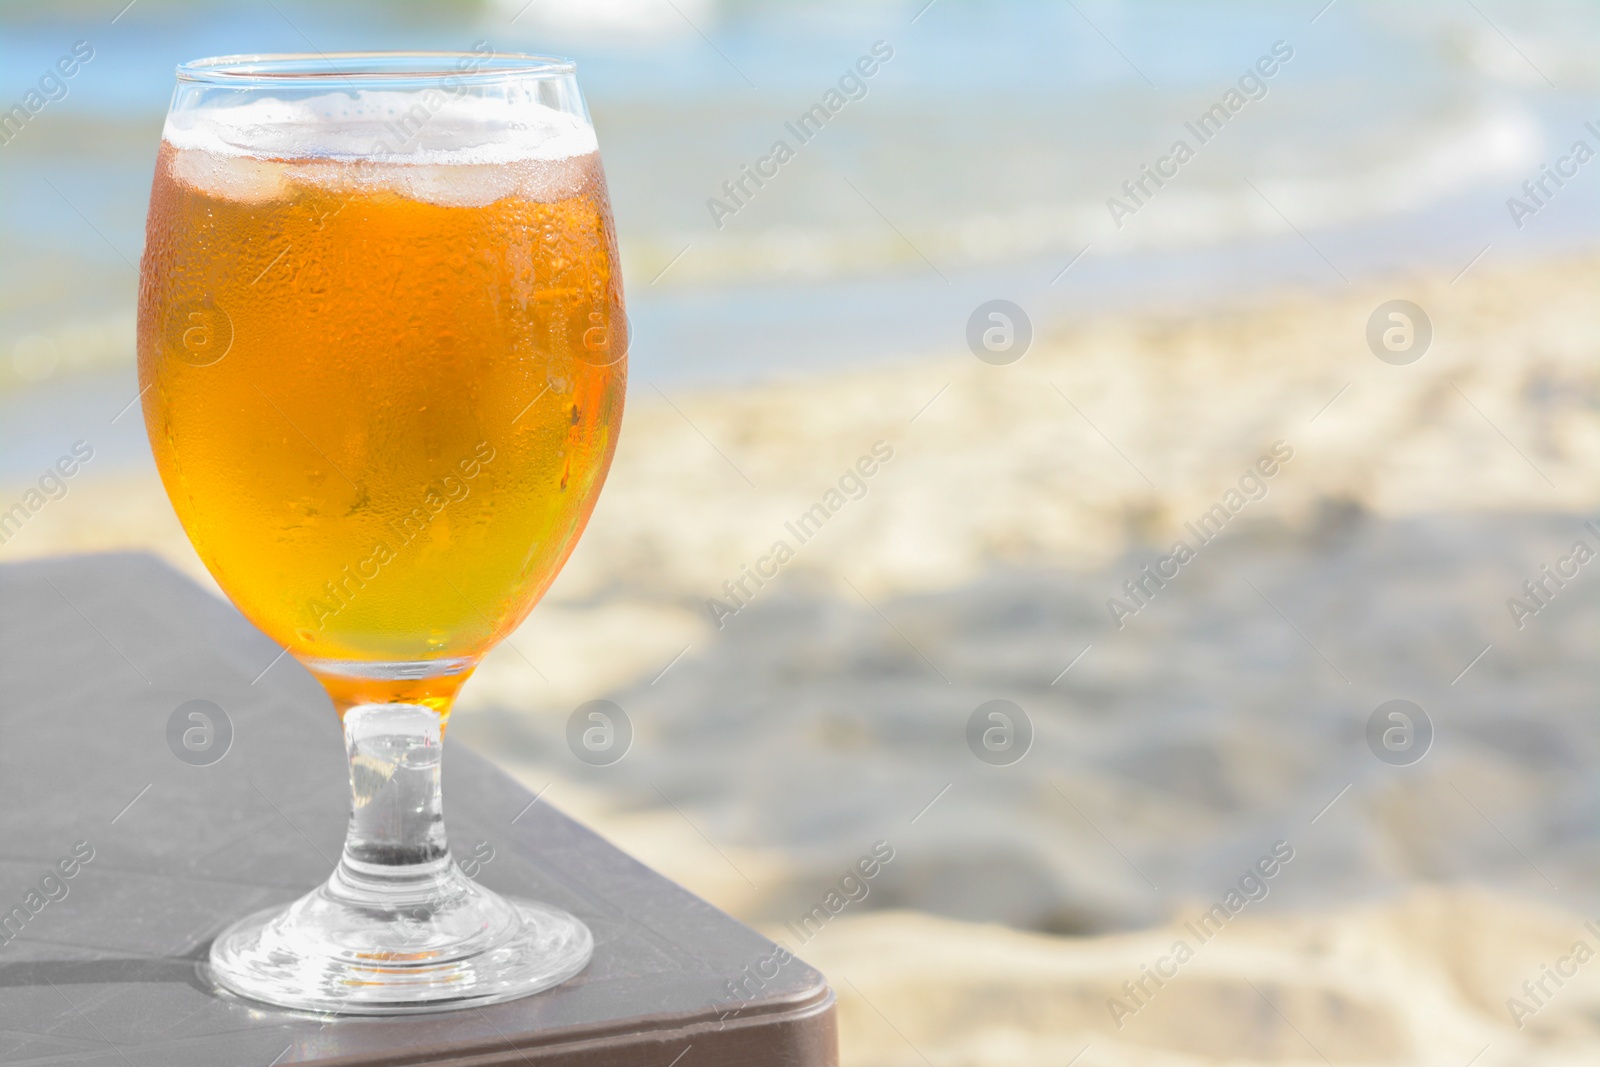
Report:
334,703,455,909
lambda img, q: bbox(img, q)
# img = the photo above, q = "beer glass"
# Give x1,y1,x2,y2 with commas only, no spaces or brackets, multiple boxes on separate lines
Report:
137,52,627,1013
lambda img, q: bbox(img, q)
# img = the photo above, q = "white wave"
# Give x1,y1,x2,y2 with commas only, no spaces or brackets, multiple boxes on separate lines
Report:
491,0,713,37
634,104,1546,285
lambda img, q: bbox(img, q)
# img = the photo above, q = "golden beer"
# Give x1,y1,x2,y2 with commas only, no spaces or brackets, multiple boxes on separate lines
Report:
138,138,626,712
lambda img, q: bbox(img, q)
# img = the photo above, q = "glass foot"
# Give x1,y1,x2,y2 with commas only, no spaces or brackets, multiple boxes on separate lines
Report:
210,702,591,1014
209,862,593,1014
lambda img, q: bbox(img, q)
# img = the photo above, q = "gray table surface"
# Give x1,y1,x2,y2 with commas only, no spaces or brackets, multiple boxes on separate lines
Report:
0,552,835,1066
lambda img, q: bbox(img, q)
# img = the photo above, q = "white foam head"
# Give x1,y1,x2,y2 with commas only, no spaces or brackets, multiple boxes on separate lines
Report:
165,88,596,163
163,89,599,206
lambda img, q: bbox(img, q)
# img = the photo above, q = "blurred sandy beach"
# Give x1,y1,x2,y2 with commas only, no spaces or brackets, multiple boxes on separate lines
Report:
10,251,1600,1063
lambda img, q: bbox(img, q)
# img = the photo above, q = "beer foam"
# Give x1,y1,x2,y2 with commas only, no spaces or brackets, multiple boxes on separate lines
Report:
165,90,597,163
163,90,600,205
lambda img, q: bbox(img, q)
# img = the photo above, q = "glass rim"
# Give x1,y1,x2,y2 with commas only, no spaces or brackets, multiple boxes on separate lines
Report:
175,51,578,86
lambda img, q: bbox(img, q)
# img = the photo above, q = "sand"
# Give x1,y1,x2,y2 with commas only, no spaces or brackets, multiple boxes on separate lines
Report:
797,886,1600,1066
8,251,1600,1063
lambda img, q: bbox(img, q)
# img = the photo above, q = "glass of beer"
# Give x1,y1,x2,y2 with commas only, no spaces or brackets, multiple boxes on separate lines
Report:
137,52,626,1014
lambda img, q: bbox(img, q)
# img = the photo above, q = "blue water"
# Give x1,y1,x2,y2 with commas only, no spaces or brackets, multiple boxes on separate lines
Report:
4,0,1600,477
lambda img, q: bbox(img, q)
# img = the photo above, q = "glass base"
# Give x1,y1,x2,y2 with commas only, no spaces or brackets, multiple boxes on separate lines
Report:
210,701,592,1014
209,860,593,1015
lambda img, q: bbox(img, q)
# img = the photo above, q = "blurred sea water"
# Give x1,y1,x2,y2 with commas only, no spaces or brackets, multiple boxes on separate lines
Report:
3,0,1600,478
